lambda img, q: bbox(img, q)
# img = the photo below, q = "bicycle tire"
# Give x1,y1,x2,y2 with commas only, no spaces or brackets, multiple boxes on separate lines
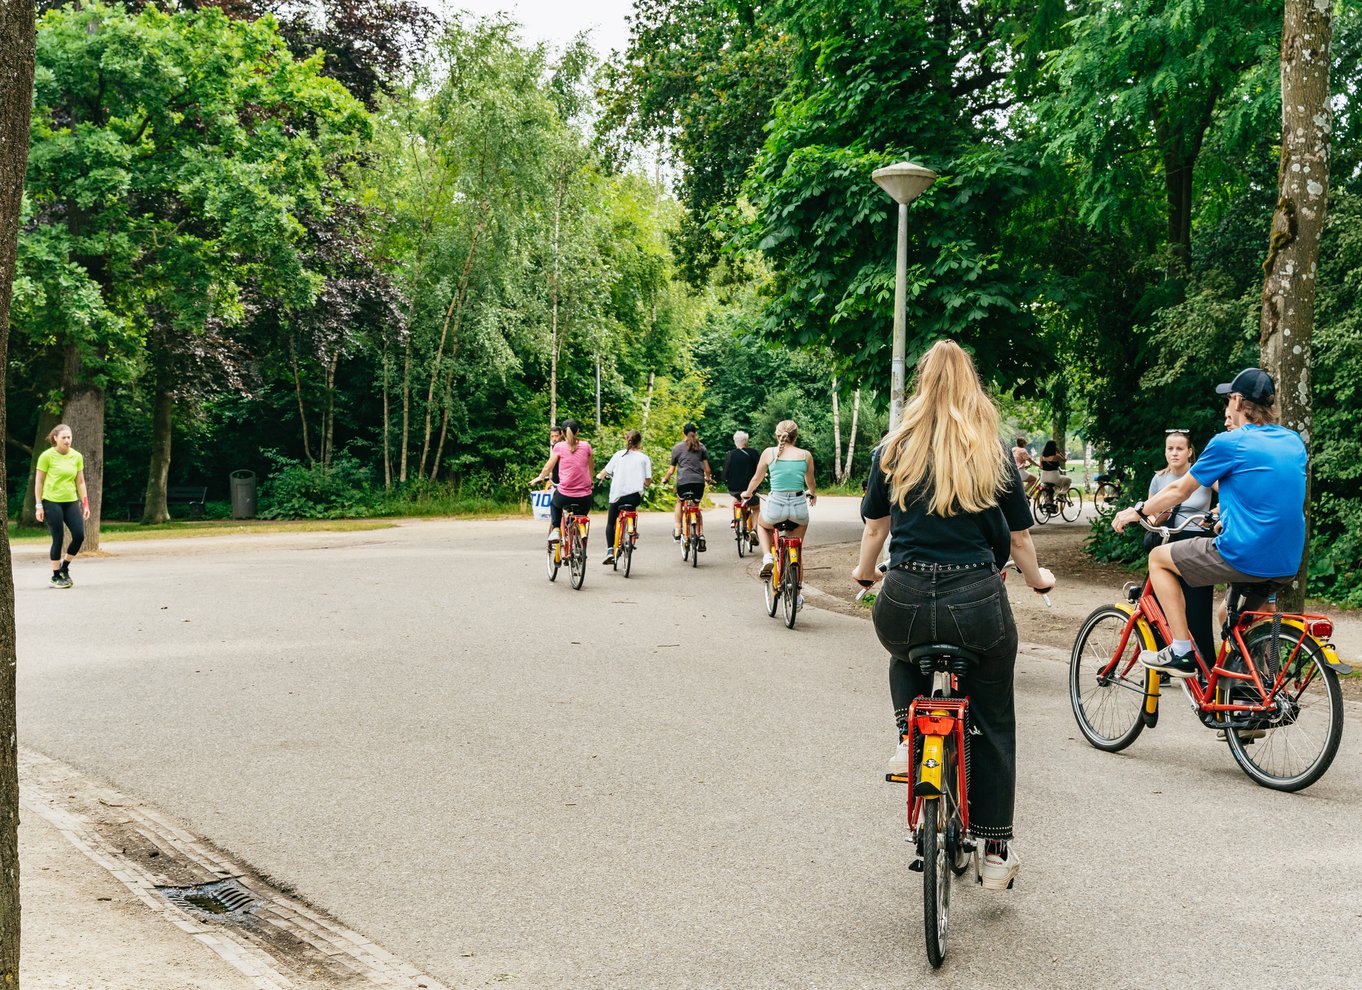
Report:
781,550,798,629
568,523,587,590
764,563,779,616
736,524,747,558
1093,482,1119,512
546,540,560,582
691,532,700,567
1060,488,1083,521
942,733,971,877
1070,605,1151,751
1031,490,1053,525
1224,627,1343,792
621,539,632,578
921,796,948,969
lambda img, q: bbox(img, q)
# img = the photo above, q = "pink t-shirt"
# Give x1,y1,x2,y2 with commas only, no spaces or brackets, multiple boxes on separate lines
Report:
554,440,594,498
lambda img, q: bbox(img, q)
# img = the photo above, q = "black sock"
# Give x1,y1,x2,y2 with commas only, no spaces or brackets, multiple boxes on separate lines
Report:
60,561,70,574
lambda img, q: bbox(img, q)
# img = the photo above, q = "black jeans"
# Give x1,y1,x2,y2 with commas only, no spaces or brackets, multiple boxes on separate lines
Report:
42,499,85,561
872,567,1018,841
605,492,642,550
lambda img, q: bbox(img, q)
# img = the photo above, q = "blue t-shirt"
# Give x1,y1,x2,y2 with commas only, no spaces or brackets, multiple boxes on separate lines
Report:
1190,424,1307,578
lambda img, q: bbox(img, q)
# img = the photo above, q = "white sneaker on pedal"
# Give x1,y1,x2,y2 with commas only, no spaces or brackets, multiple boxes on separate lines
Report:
759,553,774,578
548,528,560,543
977,843,1020,890
885,739,911,777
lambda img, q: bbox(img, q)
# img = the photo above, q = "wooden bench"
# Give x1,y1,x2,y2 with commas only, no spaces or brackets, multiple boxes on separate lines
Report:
126,486,208,521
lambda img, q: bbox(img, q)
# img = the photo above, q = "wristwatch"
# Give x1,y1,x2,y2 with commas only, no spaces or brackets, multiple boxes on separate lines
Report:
1133,500,1146,516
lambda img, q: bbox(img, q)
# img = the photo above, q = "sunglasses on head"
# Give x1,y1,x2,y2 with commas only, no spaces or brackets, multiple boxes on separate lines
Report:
1165,428,1190,435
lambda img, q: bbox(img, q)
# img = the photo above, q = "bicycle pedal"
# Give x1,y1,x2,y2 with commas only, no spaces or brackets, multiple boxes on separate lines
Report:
885,773,912,784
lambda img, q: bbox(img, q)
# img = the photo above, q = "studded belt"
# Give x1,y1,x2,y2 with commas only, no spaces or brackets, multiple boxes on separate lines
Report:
895,560,994,573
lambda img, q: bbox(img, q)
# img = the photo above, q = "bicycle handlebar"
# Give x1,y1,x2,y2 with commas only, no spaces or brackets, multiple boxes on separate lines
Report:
1133,510,1213,540
1004,560,1053,607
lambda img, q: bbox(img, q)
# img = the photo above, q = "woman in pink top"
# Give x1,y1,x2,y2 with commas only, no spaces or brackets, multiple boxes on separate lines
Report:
530,419,595,543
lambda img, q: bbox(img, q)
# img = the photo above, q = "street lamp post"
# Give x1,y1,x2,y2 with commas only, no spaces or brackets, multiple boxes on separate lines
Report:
871,161,937,431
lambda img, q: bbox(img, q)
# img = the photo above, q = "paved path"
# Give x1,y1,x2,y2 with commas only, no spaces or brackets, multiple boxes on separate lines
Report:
16,499,1362,988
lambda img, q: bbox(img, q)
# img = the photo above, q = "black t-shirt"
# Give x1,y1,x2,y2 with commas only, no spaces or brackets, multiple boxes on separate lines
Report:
723,447,761,493
860,443,1034,568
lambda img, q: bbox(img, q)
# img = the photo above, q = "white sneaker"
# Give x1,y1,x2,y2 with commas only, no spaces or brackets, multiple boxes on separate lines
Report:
759,554,774,578
796,594,804,609
977,843,1020,890
548,528,561,543
885,739,911,777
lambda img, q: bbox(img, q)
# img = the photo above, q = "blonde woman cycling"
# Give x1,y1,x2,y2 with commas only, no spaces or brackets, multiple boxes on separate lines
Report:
851,341,1053,892
741,420,816,578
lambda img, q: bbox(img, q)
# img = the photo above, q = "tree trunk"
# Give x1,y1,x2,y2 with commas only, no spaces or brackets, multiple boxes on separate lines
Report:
1050,376,1069,463
842,389,861,485
1259,0,1333,611
141,386,174,524
322,351,337,471
61,350,105,553
641,371,655,428
831,374,842,481
399,336,410,483
287,338,315,465
21,408,58,527
381,341,392,489
549,182,563,429
0,0,35,977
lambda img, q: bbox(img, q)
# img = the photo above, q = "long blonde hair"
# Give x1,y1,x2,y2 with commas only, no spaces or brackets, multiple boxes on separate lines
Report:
880,341,1006,516
774,419,798,458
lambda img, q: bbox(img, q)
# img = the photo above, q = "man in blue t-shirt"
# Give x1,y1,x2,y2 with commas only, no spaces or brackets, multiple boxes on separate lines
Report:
1112,368,1308,677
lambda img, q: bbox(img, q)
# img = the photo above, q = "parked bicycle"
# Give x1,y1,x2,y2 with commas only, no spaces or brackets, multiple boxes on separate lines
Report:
732,496,759,558
1031,476,1083,524
1091,472,1126,512
1070,512,1349,791
763,520,802,628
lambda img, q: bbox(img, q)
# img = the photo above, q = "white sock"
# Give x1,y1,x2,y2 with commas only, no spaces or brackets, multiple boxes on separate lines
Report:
1172,639,1194,656
763,553,773,564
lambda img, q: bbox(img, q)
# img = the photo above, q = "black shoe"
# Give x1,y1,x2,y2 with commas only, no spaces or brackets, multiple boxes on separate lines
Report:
698,536,707,552
1140,645,1199,679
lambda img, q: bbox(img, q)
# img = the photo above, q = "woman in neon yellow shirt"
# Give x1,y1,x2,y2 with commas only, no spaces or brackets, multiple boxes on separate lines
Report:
34,424,89,589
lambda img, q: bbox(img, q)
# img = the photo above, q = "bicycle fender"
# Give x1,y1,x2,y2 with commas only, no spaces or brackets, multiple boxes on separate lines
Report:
916,734,945,797
1110,602,1163,717
1269,618,1355,675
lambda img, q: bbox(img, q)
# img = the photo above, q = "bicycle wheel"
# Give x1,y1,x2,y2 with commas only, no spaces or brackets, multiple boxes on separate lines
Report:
569,526,587,590
1093,482,1118,512
546,539,560,582
764,562,779,616
1060,488,1083,521
1031,490,1053,525
1070,605,1151,751
681,524,690,561
621,538,633,578
942,734,971,877
920,796,948,969
781,551,798,629
1224,627,1343,792
736,524,747,558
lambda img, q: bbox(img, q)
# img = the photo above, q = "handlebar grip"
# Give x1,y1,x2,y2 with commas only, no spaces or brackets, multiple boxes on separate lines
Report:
856,579,874,588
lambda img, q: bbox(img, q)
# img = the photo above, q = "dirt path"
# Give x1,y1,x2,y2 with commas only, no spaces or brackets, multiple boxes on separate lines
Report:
811,519,1362,695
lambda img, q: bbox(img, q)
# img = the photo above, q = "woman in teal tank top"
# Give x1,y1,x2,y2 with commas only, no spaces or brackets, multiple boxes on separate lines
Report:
739,419,817,577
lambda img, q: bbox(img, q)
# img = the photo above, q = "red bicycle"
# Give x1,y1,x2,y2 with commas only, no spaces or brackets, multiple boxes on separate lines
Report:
1070,512,1349,791
545,498,591,590
611,507,638,578
679,495,704,567
732,497,759,558
763,521,802,628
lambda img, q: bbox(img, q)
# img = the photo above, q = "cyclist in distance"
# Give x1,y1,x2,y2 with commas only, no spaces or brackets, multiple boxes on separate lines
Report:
1011,436,1039,494
1113,368,1307,678
741,420,817,578
596,429,652,565
662,423,714,550
530,418,594,544
850,341,1054,891
1144,429,1216,668
1036,439,1071,507
723,431,762,514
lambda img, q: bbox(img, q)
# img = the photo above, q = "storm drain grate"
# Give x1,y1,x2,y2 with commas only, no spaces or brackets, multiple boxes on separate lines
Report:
157,879,262,919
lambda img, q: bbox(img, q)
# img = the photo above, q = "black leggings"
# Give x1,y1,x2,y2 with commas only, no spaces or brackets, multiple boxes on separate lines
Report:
550,490,592,530
606,492,642,549
42,499,85,561
1159,530,1216,664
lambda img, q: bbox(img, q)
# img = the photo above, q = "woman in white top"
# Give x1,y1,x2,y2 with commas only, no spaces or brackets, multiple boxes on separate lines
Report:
1147,429,1215,665
596,429,652,565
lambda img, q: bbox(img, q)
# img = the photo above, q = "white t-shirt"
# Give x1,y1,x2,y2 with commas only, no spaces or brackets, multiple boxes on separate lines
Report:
602,449,652,502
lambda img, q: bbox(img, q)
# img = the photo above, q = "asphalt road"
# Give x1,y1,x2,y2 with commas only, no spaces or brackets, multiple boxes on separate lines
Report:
16,498,1362,989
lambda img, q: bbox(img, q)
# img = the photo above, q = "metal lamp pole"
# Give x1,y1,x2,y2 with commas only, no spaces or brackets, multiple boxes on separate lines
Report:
871,162,937,431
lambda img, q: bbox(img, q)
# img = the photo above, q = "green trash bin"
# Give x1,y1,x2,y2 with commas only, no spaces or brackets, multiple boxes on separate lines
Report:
230,470,256,519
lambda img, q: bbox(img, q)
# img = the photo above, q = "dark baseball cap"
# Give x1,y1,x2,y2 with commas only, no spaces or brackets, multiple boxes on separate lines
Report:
683,422,698,435
1215,368,1275,405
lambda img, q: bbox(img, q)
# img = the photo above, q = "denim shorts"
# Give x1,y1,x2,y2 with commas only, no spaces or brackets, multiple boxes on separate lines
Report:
760,490,809,527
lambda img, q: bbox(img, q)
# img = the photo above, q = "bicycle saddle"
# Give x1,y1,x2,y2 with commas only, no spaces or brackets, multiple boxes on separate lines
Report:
908,643,980,675
773,520,800,531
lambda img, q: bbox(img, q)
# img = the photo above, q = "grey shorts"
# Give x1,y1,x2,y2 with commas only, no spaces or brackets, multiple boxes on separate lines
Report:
1169,537,1292,591
760,490,809,528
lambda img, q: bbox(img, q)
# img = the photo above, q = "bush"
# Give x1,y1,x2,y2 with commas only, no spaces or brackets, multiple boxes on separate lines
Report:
1083,510,1145,566
258,452,377,519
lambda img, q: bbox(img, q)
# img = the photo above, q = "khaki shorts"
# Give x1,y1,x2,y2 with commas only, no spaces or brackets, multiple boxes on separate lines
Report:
1169,537,1292,592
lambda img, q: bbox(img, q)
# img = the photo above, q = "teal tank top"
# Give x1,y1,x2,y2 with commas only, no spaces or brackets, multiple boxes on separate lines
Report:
768,453,807,492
